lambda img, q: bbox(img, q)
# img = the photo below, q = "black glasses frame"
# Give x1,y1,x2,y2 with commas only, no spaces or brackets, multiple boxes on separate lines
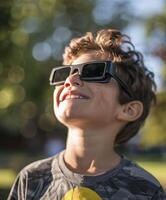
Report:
49,61,136,100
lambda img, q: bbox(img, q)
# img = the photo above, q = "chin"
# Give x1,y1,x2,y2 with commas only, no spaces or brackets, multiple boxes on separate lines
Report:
54,110,90,127
55,103,84,120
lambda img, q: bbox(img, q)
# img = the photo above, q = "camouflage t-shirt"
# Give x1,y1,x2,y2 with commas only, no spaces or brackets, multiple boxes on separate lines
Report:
8,151,166,200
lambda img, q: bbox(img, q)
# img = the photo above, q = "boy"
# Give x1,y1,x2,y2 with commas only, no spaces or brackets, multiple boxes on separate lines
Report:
8,29,166,199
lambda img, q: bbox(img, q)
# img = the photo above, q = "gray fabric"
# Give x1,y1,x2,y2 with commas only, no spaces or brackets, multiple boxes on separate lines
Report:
8,151,166,200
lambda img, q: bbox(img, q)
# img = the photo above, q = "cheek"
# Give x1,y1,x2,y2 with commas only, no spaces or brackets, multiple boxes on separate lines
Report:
93,85,112,106
93,85,120,116
53,89,58,104
53,86,63,113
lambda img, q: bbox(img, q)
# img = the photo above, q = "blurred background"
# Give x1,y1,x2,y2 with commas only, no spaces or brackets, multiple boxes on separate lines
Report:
0,0,166,198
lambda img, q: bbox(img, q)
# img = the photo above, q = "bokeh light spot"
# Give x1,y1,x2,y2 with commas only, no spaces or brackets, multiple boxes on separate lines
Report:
8,66,25,84
11,29,29,46
22,3,38,17
38,0,56,16
0,88,14,109
21,16,41,33
92,0,114,25
11,4,24,20
52,26,72,43
13,85,26,103
32,42,52,61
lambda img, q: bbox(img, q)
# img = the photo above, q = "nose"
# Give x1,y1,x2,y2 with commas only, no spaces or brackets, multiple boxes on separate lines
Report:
64,72,83,88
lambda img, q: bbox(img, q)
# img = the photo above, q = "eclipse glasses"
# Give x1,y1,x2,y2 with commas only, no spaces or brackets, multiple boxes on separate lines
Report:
49,61,135,99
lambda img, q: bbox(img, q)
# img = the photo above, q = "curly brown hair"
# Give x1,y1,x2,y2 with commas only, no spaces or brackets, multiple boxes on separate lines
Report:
63,29,157,145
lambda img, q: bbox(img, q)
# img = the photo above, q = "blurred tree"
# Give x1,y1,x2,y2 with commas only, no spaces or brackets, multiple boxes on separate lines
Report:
142,4,166,146
145,3,166,88
143,93,166,146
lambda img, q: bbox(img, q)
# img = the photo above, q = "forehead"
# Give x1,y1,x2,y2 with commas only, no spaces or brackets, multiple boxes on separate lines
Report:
71,51,110,65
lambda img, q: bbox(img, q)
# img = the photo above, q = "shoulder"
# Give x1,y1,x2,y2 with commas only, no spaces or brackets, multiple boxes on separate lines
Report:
117,157,165,197
8,152,62,200
121,158,161,187
20,152,61,180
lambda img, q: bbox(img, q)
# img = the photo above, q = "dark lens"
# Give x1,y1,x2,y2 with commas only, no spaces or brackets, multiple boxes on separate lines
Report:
52,67,70,83
82,63,105,78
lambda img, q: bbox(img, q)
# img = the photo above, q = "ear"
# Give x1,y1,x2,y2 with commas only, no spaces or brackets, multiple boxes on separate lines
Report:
117,101,143,122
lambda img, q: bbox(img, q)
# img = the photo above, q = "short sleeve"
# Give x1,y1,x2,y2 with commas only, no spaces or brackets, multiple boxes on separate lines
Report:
7,171,28,200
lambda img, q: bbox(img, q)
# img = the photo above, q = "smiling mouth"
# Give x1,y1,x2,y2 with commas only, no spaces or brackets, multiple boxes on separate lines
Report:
60,94,89,102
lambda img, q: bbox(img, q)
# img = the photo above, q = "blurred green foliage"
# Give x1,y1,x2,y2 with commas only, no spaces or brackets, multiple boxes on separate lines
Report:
143,93,166,146
143,5,166,146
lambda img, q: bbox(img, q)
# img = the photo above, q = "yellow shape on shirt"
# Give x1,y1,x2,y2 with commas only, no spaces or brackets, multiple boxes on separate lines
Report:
62,186,102,200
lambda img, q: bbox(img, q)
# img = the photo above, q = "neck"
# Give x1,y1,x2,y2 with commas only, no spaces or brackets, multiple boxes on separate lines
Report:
64,126,121,175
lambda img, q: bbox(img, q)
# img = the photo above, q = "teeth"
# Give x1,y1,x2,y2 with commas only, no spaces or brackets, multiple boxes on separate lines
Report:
60,93,88,102
65,95,85,100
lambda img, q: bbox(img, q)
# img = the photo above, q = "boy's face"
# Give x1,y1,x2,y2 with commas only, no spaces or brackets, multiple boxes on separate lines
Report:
53,52,126,129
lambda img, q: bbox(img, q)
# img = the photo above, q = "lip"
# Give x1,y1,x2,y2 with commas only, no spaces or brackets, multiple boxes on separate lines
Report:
59,90,90,102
